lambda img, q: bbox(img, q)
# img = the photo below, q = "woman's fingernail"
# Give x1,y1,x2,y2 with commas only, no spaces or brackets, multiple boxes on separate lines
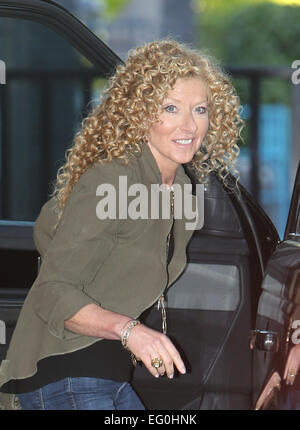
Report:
181,367,186,374
169,373,174,379
155,374,159,378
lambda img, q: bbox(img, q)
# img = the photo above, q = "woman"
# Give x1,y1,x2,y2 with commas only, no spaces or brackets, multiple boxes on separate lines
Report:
0,40,242,410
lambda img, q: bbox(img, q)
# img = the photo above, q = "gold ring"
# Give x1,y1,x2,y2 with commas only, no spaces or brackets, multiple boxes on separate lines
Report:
289,372,296,377
151,357,164,368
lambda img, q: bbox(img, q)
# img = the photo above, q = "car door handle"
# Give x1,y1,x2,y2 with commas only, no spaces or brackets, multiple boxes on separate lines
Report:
249,329,279,352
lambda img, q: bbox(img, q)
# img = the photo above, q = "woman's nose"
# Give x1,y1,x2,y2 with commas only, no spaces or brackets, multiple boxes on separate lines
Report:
179,111,197,134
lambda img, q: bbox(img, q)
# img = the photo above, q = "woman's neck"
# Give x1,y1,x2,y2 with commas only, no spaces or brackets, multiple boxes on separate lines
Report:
161,172,176,187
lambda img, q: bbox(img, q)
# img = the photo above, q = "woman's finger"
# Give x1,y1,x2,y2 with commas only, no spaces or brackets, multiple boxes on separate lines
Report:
285,361,297,385
254,371,281,410
287,370,297,385
283,345,300,384
284,347,294,380
141,355,160,378
151,335,186,378
154,348,174,379
150,353,166,377
163,340,186,376
126,324,186,378
143,355,167,379
285,364,297,385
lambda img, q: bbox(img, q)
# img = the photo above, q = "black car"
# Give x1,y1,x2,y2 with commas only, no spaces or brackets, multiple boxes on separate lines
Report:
0,0,299,410
250,164,300,410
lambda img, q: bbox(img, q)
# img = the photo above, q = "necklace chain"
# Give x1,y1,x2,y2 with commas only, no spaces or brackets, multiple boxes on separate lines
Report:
157,189,174,335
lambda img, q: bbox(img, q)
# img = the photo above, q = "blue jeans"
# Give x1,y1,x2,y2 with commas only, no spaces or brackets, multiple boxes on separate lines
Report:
280,389,300,410
17,377,145,410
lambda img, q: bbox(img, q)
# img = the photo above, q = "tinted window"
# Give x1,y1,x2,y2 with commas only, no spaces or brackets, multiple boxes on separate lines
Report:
0,16,107,221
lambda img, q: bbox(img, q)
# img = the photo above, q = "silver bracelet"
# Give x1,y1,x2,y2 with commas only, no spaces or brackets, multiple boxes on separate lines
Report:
121,319,140,351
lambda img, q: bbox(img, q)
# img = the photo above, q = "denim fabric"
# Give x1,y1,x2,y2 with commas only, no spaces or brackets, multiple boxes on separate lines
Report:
280,389,300,410
18,377,145,410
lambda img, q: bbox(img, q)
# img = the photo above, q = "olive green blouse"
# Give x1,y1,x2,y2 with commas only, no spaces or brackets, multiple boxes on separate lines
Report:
0,143,196,409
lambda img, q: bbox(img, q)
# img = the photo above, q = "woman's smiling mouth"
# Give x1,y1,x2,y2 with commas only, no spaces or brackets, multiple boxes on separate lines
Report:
173,138,194,146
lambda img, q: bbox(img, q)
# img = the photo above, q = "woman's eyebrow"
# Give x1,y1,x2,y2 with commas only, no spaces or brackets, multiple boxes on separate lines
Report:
164,97,208,104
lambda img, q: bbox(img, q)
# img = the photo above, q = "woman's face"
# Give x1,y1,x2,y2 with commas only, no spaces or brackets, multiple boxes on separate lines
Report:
147,77,209,176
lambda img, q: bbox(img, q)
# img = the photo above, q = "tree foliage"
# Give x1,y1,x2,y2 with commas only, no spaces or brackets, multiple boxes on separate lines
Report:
197,1,300,103
98,0,130,19
224,2,300,66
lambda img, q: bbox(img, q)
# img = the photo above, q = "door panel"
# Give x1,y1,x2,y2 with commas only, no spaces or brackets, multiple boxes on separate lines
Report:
131,174,254,410
251,240,300,406
252,162,300,408
0,290,26,364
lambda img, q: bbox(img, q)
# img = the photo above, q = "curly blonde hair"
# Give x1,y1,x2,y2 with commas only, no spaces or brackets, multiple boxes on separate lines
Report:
52,39,243,223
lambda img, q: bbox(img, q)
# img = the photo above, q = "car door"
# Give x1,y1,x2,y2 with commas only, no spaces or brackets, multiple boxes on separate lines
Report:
0,0,121,363
250,161,300,409
131,170,280,410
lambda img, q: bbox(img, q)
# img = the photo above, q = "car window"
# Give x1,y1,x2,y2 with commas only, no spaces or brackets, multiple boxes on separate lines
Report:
0,16,108,222
284,162,300,239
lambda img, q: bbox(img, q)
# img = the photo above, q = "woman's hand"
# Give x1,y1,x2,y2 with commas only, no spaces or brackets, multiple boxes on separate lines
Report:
283,344,300,385
126,323,186,379
254,371,281,410
65,304,186,379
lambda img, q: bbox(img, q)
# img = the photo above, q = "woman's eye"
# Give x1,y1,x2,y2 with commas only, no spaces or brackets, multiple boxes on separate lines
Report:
195,106,207,114
164,105,177,113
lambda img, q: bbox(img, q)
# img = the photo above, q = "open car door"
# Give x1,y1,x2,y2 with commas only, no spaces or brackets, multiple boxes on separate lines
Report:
251,162,300,410
131,170,280,410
